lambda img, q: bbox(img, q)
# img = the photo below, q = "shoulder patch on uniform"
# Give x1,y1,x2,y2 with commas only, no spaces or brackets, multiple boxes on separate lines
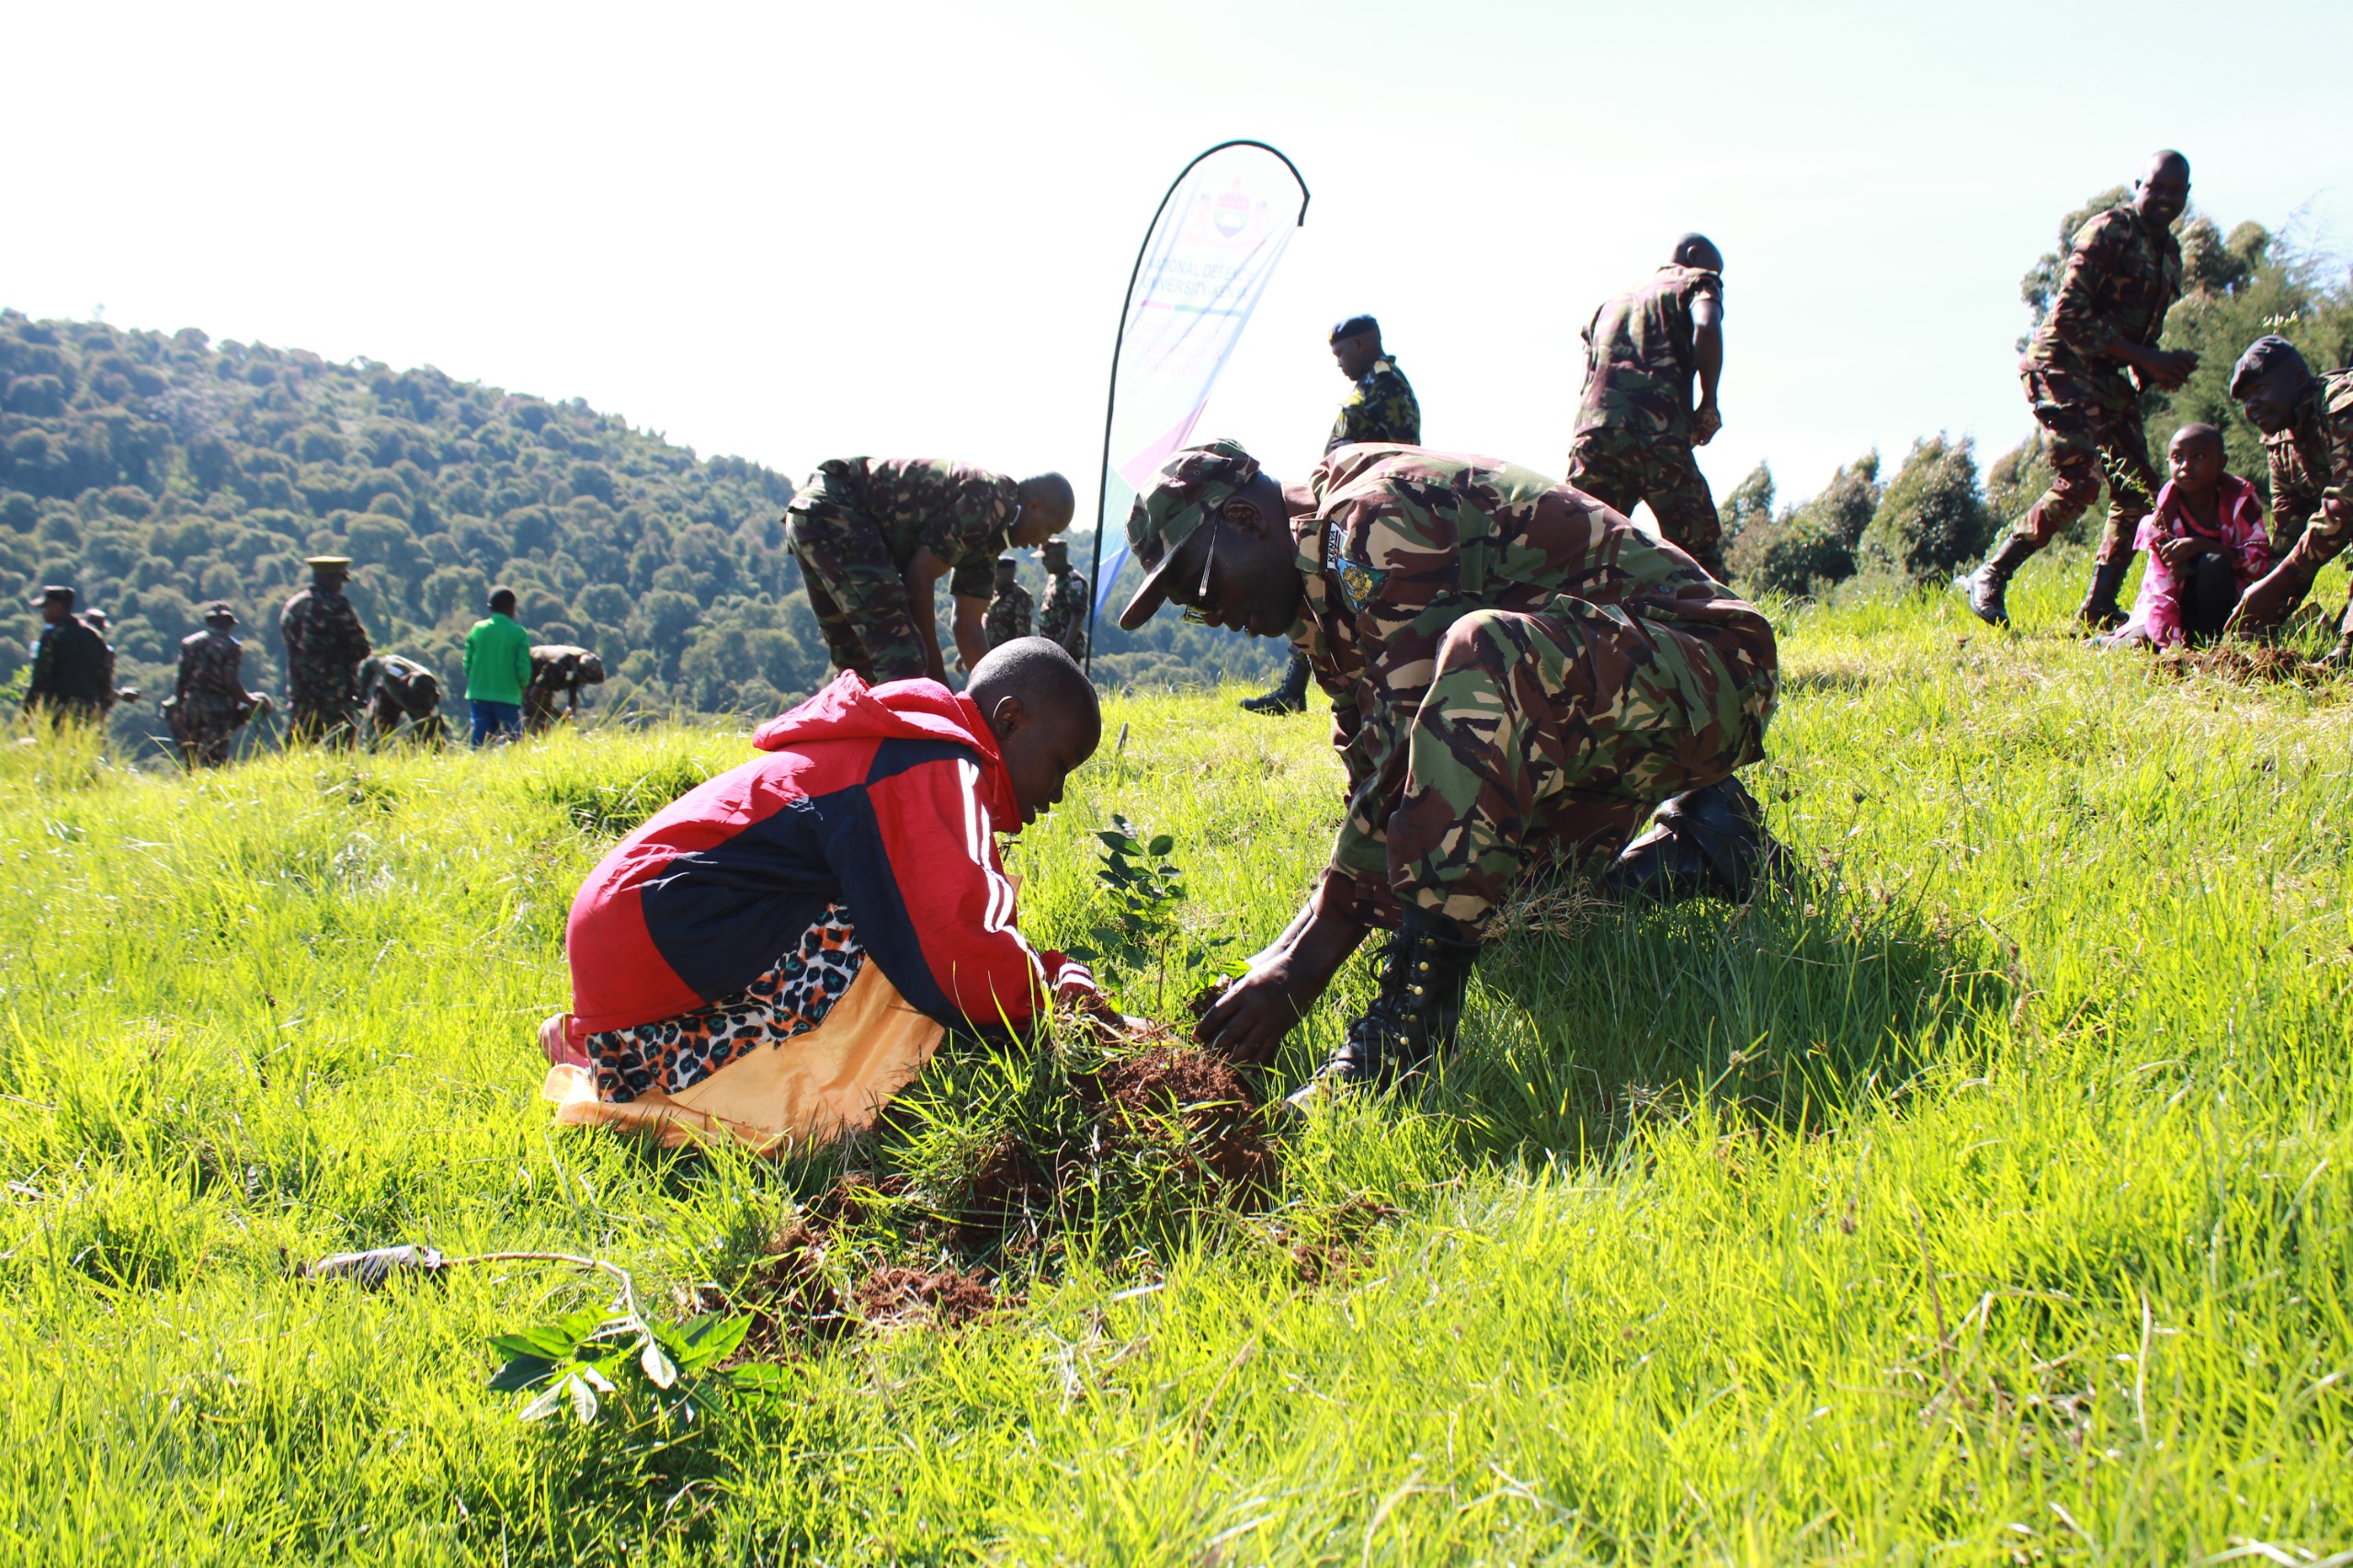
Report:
2325,373,2353,420
1328,523,1387,614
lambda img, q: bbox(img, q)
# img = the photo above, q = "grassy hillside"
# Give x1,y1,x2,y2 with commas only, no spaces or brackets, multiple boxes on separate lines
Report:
0,310,1281,757
0,550,2347,1563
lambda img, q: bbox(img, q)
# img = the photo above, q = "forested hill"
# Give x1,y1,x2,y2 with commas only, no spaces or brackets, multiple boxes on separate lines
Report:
0,312,1276,750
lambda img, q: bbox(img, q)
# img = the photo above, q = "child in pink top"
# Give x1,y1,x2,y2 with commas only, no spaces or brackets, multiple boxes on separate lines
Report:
2106,424,2269,648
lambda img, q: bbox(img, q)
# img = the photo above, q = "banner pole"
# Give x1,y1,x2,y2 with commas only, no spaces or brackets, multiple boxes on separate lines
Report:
1084,139,1309,677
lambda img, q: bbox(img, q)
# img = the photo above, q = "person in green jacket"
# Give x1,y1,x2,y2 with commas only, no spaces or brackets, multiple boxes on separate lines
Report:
463,586,534,746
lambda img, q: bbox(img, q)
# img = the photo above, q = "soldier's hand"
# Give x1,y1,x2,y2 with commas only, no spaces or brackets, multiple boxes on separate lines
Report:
2227,570,2292,636
2143,349,2199,392
1691,401,1722,446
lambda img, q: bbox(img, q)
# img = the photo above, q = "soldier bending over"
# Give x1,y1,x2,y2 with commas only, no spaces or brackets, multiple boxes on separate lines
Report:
359,653,447,744
2222,335,2353,658
524,645,606,733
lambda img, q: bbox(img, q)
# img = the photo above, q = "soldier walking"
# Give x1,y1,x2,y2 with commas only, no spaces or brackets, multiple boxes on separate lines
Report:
1117,439,1780,1103
20,585,111,726
982,556,1033,653
1964,151,2198,630
2220,335,2353,653
1244,313,1424,716
279,555,372,745
783,459,1074,687
1565,235,1731,582
1035,537,1090,663
166,601,268,767
523,644,606,733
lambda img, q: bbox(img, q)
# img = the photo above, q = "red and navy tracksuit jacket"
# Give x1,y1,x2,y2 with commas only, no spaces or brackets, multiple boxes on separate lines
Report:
565,672,1077,1037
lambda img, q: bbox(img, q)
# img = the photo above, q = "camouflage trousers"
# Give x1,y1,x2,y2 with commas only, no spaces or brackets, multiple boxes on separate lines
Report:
170,699,245,768
288,692,359,747
785,504,929,684
2013,369,2161,563
1383,597,1778,929
1565,429,1726,580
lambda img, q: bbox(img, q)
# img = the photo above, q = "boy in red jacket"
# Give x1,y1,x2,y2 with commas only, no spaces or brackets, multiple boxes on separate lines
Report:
546,638,1105,1147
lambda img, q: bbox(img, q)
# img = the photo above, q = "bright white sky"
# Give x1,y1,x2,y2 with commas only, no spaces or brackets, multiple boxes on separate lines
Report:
10,0,2352,528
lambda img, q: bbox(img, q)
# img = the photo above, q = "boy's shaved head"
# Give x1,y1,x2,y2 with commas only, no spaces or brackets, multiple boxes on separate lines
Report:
2171,422,2224,453
970,637,1100,824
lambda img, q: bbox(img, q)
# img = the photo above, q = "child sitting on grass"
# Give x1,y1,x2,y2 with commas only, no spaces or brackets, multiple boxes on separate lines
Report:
2104,424,2269,649
542,637,1108,1151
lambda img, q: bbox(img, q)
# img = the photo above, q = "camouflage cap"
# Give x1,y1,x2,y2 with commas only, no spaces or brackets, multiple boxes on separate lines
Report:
203,599,237,623
1040,537,1069,562
996,553,1018,568
30,585,74,606
1116,438,1260,631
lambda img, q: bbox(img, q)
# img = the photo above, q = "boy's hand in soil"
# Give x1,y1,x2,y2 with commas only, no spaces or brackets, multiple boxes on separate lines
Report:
1195,905,1369,1065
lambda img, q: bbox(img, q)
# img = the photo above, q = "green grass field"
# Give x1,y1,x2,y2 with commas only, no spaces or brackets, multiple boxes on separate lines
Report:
1,547,2348,1565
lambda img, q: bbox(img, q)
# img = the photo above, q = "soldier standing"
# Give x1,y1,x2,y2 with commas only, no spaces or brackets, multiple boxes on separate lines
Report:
1244,313,1424,716
1564,235,1730,582
1964,151,2198,630
1117,440,1781,1102
783,459,1074,686
523,644,606,733
2220,335,2353,653
358,653,447,744
167,602,268,767
1035,537,1090,663
982,556,1034,652
78,610,138,714
279,555,372,745
20,585,111,726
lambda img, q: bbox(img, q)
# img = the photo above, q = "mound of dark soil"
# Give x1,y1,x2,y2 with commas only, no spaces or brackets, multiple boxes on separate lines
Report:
2155,644,2338,687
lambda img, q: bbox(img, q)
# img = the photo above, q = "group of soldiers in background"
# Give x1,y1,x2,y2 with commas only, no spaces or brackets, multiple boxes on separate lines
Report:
19,553,607,768
1961,149,2353,652
981,536,1092,661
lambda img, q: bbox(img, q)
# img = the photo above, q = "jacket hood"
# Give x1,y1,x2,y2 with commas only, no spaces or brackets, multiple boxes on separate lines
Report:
752,673,1015,819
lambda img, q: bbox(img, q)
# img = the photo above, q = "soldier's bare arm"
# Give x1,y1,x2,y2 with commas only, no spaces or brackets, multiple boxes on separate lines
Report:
950,594,990,676
1196,907,1370,1063
1691,293,1724,445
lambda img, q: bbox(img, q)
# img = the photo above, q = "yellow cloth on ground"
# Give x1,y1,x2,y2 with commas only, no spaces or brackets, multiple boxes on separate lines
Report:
541,963,945,1155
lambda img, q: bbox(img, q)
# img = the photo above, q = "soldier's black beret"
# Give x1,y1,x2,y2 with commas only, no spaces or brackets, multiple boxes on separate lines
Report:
1329,314,1380,344
2229,335,2310,397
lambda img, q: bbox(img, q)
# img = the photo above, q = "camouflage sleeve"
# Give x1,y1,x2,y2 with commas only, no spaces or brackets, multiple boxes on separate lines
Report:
949,550,995,601
2049,214,2125,360
25,628,57,705
2269,439,2322,540
339,601,373,665
1316,493,1467,920
1327,390,1373,453
176,641,197,702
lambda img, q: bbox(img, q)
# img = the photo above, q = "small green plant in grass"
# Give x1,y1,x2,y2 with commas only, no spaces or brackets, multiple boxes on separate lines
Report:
1093,812,1241,1013
488,1303,753,1430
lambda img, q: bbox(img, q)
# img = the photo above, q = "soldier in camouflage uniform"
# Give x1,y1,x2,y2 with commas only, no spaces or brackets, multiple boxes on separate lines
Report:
1035,537,1090,662
20,586,111,726
278,555,372,746
358,653,448,744
1244,314,1427,717
165,601,267,767
982,556,1033,653
1117,439,1780,1100
1964,151,2199,630
1565,235,1731,582
524,644,607,733
2221,335,2353,655
783,459,1074,686
79,610,138,715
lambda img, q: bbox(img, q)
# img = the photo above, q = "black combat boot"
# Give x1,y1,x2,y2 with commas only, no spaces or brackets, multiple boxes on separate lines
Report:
1603,775,1782,904
1960,533,2040,629
2076,555,2133,631
1240,650,1311,715
1289,908,1481,1106
2323,594,2353,669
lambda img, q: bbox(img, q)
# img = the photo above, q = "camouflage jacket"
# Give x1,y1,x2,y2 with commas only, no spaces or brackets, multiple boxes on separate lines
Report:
359,653,442,718
1291,448,1755,900
528,645,598,699
175,629,250,712
2263,369,2353,544
25,618,110,707
983,582,1034,648
1327,359,1422,452
278,586,372,701
789,458,1020,600
1038,567,1091,654
2022,204,2182,402
1574,265,1722,444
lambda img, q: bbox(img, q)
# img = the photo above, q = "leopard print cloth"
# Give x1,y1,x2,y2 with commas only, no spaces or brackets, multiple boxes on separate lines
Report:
588,903,867,1102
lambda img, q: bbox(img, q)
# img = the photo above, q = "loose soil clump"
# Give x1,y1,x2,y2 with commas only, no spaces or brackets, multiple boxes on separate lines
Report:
2155,644,2339,687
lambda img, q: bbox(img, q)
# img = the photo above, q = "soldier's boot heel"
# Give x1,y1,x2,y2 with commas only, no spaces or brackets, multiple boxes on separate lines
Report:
1604,775,1782,905
1961,533,2040,629
1287,909,1480,1110
2076,555,2133,632
1240,650,1311,715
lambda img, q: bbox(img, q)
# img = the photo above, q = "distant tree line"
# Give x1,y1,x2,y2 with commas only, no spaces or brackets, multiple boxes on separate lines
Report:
1722,205,2353,600
0,312,1278,757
